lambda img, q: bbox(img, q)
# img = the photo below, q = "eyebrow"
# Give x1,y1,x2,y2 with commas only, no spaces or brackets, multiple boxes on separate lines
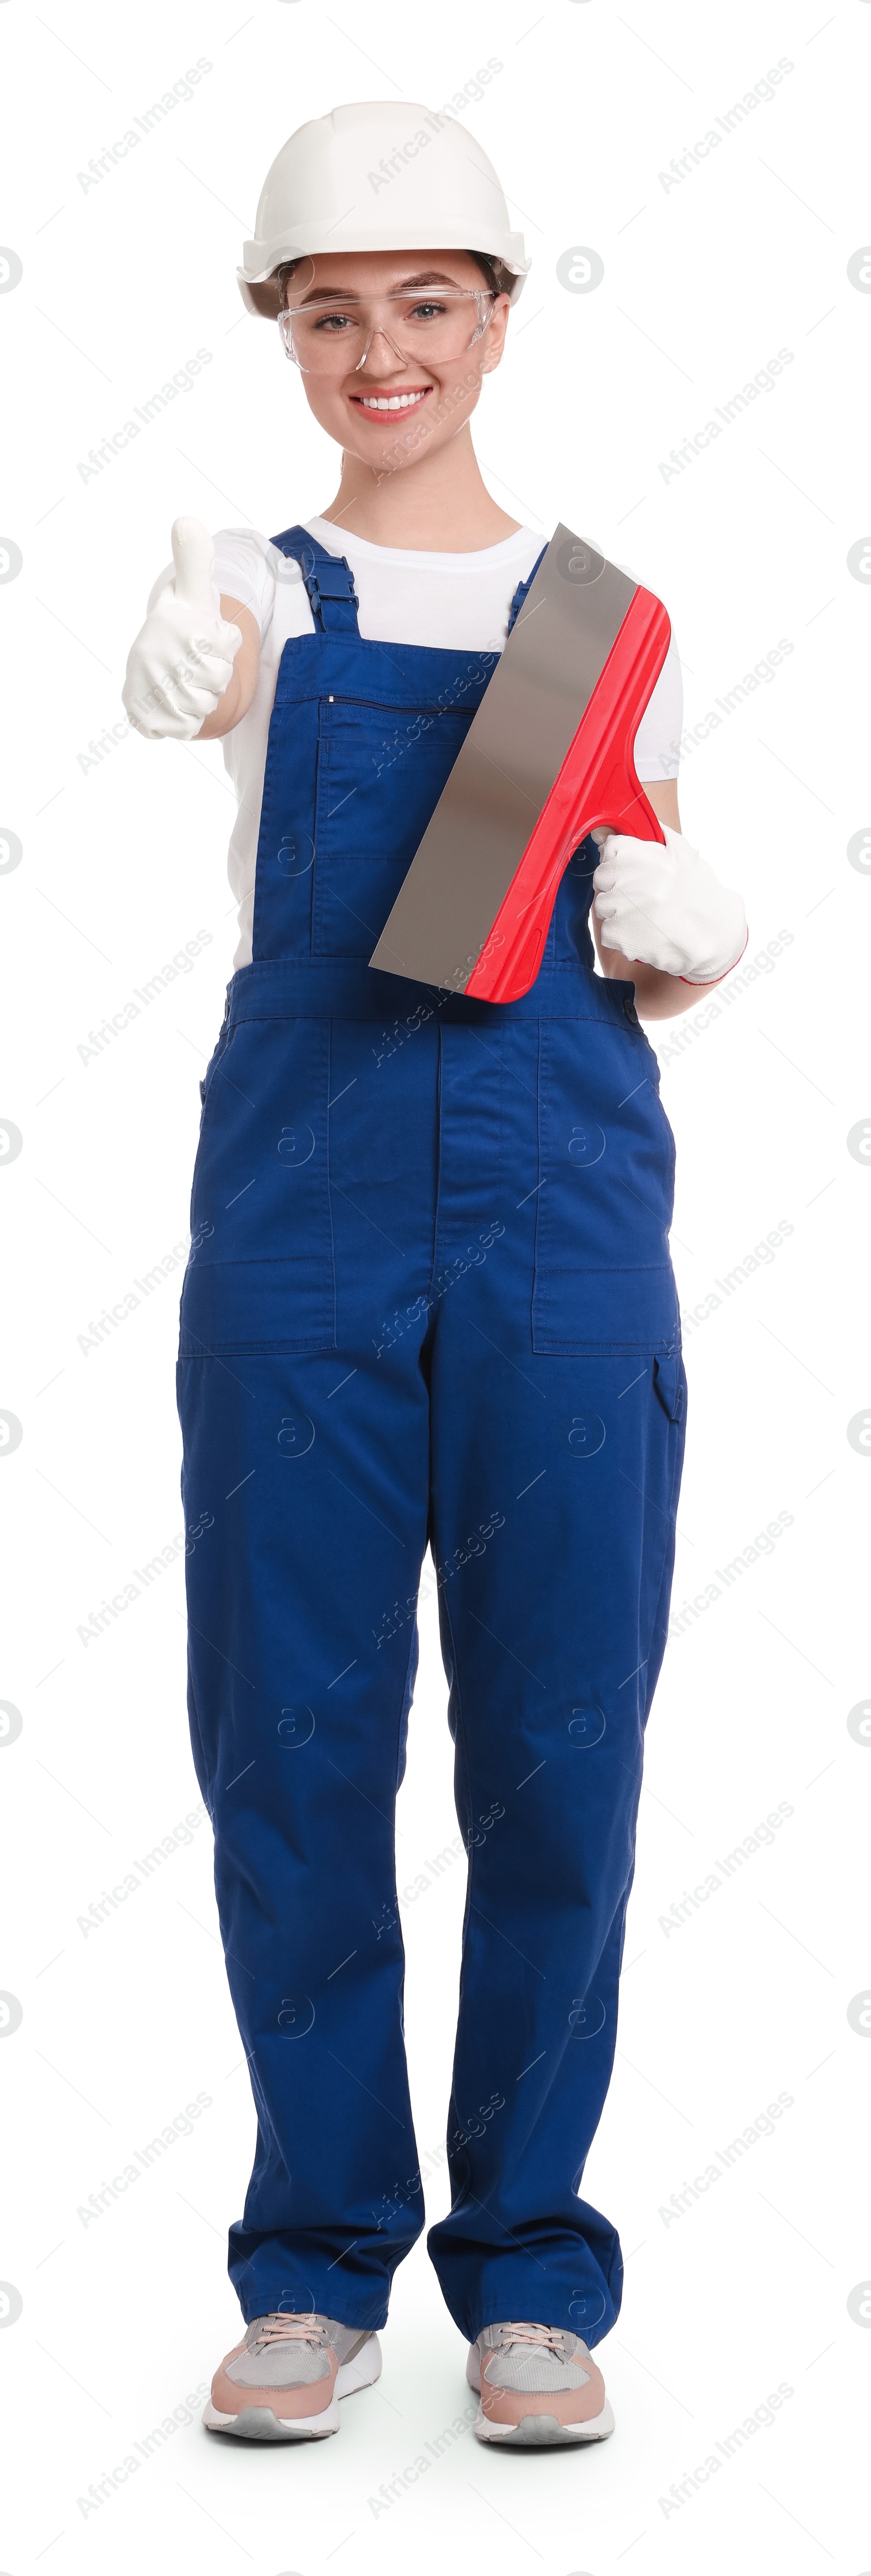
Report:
295,272,465,305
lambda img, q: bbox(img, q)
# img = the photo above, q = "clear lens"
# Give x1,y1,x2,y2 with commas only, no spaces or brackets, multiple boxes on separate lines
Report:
278,287,494,374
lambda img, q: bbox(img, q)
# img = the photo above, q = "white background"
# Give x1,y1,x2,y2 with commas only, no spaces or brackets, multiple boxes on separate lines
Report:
0,2,863,2569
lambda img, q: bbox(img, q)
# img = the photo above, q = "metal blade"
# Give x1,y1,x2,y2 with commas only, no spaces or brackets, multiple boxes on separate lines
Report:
369,525,636,991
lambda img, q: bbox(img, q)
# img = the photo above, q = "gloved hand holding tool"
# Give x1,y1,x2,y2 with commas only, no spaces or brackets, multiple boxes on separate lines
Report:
591,823,747,985
122,516,242,740
370,524,748,1004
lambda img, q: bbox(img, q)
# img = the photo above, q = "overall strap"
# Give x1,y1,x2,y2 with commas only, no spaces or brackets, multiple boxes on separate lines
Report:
506,544,547,637
269,522,361,635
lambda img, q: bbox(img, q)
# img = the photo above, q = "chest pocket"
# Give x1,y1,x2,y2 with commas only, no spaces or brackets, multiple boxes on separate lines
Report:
312,699,470,958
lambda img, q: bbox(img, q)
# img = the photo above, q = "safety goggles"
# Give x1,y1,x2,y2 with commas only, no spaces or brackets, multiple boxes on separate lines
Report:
278,287,495,376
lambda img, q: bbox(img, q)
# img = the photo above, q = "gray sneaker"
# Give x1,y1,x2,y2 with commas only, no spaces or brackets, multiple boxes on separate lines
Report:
204,2311,382,2440
467,2320,615,2446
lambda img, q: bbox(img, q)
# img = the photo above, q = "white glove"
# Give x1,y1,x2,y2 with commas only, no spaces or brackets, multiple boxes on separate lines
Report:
592,825,747,984
122,517,242,740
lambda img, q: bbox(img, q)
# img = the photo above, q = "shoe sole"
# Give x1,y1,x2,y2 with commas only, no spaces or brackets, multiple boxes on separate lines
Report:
473,2396,615,2446
203,2333,382,2440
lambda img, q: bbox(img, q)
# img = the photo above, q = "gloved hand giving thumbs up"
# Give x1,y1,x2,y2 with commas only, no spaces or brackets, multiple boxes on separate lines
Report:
122,517,243,740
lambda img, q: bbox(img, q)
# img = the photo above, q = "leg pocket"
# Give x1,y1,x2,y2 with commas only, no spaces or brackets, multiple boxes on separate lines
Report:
180,1017,335,1355
531,1017,679,1355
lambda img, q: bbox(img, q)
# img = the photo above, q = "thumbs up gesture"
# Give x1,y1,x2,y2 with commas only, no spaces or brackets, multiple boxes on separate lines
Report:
122,518,243,740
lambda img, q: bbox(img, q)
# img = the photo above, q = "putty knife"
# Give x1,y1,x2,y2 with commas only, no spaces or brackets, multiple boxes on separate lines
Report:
368,522,671,1004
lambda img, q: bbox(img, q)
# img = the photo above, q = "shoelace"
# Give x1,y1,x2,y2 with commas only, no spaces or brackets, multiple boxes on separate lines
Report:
494,2321,569,2356
252,2311,326,2351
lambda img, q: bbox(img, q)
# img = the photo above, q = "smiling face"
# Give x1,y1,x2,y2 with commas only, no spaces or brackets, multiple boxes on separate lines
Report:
279,249,511,476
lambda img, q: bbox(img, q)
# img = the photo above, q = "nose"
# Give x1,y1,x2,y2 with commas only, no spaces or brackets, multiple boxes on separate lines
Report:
353,322,410,375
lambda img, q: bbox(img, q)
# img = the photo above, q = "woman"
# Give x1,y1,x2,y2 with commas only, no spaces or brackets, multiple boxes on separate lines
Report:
123,101,746,2450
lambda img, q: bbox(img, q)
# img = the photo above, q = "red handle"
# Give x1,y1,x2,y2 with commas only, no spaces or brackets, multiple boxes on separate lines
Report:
465,586,671,1003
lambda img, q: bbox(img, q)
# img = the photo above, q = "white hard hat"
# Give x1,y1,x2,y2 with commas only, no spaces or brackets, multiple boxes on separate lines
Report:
238,102,530,317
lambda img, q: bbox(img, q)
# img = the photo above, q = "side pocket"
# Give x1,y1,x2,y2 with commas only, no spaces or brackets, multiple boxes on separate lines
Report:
186,1013,231,1259
653,1351,686,1423
199,1007,230,1112
179,1016,336,1356
531,1017,679,1355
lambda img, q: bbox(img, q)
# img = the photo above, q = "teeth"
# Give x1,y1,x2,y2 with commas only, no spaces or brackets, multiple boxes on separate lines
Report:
360,392,425,410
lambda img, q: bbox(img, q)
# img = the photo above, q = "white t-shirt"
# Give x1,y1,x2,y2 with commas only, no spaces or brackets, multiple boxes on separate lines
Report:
191,518,682,971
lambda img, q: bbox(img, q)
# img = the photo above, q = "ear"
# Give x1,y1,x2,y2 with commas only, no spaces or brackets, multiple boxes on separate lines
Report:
480,293,511,375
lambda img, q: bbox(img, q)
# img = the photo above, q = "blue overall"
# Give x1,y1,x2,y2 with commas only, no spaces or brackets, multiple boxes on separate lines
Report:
176,524,687,2345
